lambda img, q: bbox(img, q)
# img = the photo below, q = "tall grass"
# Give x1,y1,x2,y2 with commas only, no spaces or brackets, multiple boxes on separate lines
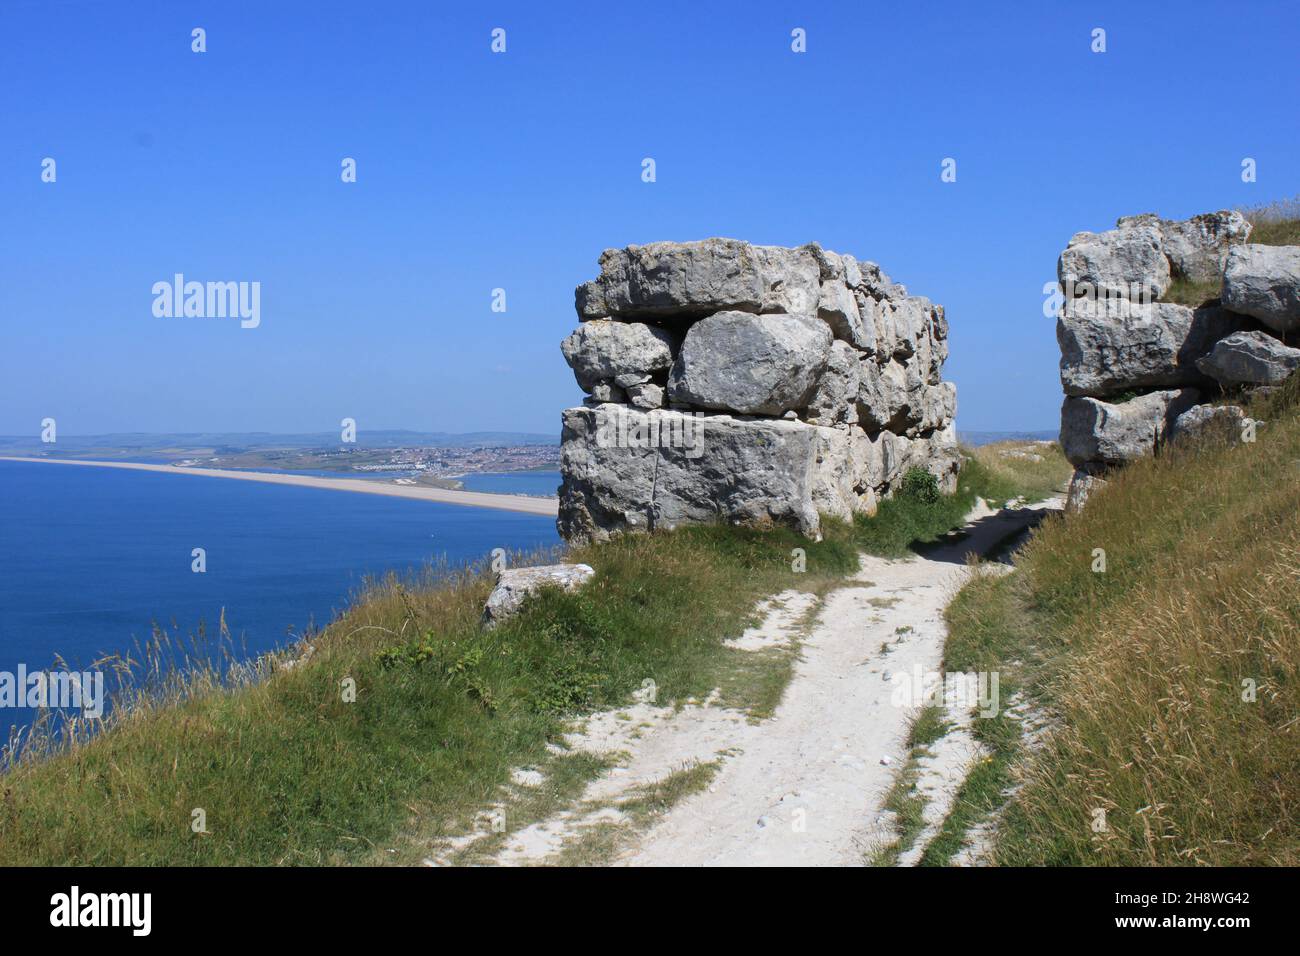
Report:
946,376,1300,865
1242,195,1300,246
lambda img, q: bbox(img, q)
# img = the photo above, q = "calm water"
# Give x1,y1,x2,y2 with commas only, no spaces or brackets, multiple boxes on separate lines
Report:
458,471,561,496
0,461,559,738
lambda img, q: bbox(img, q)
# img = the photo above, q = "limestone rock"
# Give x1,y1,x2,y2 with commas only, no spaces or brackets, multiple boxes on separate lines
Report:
1169,403,1248,443
483,564,595,627
810,425,855,521
575,238,820,320
561,320,677,392
561,240,959,543
667,310,833,416
804,340,860,426
1221,244,1300,333
1058,224,1170,301
1060,389,1201,467
918,381,958,433
1056,297,1244,396
1157,211,1253,282
626,381,666,409
1065,468,1107,513
857,358,926,434
557,406,831,543
587,381,625,404
1195,330,1300,386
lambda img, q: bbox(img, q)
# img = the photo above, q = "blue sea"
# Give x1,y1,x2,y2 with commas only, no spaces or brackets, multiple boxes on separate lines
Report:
0,461,560,739
458,471,561,496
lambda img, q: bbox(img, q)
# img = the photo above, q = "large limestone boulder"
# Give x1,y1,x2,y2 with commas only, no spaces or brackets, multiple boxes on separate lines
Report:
1169,403,1248,443
575,239,821,320
1064,467,1107,513
483,564,595,627
558,406,842,543
560,320,677,392
1118,210,1253,282
1060,389,1201,466
667,310,832,416
560,239,959,544
1195,330,1300,386
1056,297,1244,396
1158,211,1252,282
1221,244,1300,333
1058,223,1170,301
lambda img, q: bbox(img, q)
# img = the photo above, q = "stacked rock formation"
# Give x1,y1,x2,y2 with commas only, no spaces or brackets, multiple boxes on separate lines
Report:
556,238,959,543
1056,210,1300,509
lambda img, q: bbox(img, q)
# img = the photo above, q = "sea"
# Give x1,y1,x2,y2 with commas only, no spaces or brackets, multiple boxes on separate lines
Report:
0,460,561,741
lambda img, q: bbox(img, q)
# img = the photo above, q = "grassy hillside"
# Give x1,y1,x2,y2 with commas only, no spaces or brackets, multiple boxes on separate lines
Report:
0,448,1060,866
942,376,1300,865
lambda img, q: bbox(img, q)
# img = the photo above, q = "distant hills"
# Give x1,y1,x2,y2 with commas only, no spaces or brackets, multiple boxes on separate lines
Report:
0,429,559,454
957,429,1058,447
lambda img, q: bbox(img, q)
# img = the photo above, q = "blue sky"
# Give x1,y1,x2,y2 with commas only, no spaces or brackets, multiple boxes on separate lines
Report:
1,0,1297,436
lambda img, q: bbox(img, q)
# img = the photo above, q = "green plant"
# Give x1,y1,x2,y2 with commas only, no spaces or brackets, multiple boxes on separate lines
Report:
899,467,940,504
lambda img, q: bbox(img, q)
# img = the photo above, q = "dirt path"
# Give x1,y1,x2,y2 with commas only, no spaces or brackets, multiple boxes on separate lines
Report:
425,498,1059,867
622,500,1059,866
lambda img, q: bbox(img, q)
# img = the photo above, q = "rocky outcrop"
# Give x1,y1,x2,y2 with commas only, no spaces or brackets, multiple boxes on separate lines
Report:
1169,403,1247,443
558,239,959,543
1118,211,1253,283
1055,209,1292,509
560,320,676,392
1058,222,1170,301
1195,331,1300,386
666,311,832,415
483,564,595,627
1060,389,1201,467
1221,244,1300,333
1057,297,1242,397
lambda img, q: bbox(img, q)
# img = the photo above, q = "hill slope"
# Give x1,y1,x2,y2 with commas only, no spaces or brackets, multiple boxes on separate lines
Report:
938,377,1299,865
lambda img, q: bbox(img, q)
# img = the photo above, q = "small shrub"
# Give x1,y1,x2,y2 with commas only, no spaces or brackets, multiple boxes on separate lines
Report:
899,467,940,504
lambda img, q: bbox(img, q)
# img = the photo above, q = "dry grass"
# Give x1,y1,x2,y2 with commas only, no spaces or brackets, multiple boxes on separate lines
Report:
967,441,1072,507
958,377,1300,865
1243,195,1300,246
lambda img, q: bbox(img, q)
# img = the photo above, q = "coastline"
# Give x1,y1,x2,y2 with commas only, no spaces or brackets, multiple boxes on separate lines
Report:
0,456,559,517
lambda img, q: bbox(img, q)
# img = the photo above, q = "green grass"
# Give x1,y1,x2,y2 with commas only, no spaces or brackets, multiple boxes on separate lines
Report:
854,458,993,557
967,441,1071,507
931,374,1300,866
1162,276,1223,307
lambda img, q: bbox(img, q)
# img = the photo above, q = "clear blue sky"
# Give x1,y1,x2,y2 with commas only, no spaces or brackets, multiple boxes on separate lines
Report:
2,0,1297,436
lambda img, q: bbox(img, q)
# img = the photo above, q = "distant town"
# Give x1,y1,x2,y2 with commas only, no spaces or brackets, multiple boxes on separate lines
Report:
175,443,560,489
0,430,560,491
